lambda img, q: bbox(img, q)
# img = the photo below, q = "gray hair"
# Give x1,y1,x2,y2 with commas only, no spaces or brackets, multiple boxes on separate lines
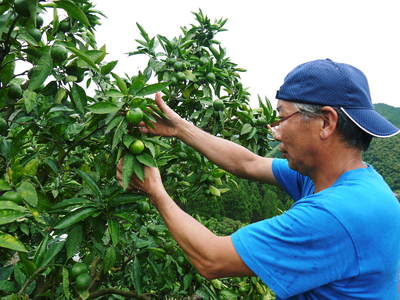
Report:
293,102,372,151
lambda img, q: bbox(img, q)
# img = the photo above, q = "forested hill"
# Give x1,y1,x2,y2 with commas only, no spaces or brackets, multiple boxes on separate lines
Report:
373,103,400,127
363,103,400,194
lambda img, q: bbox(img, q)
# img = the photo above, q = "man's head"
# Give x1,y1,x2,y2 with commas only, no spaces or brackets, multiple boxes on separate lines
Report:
276,59,400,143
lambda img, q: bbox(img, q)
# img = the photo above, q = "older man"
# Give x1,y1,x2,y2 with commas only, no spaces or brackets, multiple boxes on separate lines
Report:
117,59,400,299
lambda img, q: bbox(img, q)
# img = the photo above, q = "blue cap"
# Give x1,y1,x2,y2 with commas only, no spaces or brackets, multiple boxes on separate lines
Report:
276,59,400,137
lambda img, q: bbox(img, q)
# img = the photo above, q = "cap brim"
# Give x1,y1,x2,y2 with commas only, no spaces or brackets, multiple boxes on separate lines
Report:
340,108,400,138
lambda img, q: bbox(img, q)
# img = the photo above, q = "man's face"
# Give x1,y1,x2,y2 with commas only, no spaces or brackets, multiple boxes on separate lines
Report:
273,100,322,176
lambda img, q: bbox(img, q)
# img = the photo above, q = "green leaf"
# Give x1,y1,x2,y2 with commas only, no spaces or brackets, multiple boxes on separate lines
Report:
108,194,146,207
209,185,221,197
88,102,120,114
0,232,27,252
36,236,66,268
55,0,90,27
129,75,145,96
132,156,144,182
122,154,135,190
0,201,27,212
54,207,97,230
22,89,37,113
112,118,127,151
66,46,98,70
0,54,15,85
143,140,156,157
51,198,92,210
105,115,123,134
136,153,157,167
108,219,120,246
136,23,150,42
123,135,135,149
70,83,87,114
137,82,169,96
16,181,38,207
33,234,49,265
76,170,102,199
132,256,142,294
101,60,118,75
66,225,83,258
62,267,71,299
240,123,253,136
111,73,128,95
13,264,26,287
103,246,116,274
43,157,59,173
28,49,53,91
0,179,11,191
183,273,193,291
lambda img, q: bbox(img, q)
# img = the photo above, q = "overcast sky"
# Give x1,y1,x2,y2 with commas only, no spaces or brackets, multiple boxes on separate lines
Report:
94,0,399,108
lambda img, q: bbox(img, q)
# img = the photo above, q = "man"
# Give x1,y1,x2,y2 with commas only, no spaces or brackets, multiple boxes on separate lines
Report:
116,59,400,299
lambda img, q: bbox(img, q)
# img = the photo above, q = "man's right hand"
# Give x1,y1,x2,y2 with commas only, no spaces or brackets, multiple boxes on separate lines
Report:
139,93,186,138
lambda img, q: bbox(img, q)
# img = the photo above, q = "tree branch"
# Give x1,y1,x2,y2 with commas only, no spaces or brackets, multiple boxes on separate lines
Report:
88,288,153,299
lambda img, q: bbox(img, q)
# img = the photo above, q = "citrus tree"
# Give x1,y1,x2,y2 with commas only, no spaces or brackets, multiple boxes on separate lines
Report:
0,1,276,299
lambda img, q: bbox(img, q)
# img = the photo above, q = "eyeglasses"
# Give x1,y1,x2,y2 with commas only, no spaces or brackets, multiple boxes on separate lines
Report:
270,111,301,128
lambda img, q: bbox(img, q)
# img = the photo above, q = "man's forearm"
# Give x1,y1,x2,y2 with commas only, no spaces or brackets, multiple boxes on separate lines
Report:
176,120,259,178
149,189,253,279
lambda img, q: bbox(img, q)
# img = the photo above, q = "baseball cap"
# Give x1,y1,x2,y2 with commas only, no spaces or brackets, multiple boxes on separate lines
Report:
276,59,400,138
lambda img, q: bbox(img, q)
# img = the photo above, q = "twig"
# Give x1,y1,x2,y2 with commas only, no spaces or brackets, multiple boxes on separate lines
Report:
88,288,153,299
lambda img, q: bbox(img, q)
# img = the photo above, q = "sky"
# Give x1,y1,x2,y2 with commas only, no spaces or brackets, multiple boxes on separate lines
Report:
94,0,399,108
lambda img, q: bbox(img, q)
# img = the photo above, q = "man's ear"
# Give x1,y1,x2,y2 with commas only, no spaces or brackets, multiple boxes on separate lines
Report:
319,106,338,139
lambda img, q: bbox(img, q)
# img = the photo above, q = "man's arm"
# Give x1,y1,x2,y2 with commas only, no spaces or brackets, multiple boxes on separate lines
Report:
140,94,278,185
116,164,254,279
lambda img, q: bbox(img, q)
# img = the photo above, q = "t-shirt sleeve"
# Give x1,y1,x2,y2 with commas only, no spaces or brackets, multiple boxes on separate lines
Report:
272,158,314,200
231,199,358,298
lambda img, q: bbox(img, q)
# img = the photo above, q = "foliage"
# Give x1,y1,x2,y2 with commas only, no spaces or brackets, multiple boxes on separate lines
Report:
0,2,277,299
373,103,400,127
364,134,400,193
363,104,400,194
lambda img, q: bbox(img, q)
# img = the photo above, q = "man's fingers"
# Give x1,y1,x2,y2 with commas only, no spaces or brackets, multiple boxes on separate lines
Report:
155,92,171,114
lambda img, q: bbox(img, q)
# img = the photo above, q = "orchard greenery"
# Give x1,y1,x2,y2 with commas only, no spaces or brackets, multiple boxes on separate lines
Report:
0,1,277,299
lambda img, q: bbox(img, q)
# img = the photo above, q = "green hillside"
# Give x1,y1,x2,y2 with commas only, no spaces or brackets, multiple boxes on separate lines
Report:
364,103,400,194
374,103,400,127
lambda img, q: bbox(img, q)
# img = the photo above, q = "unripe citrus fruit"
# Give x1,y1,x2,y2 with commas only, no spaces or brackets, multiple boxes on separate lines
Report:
199,56,210,65
51,45,68,63
129,140,145,155
36,15,44,28
8,83,22,99
71,263,88,278
256,117,267,126
59,19,71,32
15,0,32,17
138,200,150,213
176,72,186,81
75,273,91,290
206,72,216,82
173,61,185,71
212,100,224,111
126,108,143,125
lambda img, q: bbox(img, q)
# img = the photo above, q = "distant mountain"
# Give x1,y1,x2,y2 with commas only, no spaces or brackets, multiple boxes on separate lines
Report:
374,103,400,127
365,103,400,193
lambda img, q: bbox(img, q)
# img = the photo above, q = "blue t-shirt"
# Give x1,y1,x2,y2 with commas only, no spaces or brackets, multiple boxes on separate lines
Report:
231,159,400,299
